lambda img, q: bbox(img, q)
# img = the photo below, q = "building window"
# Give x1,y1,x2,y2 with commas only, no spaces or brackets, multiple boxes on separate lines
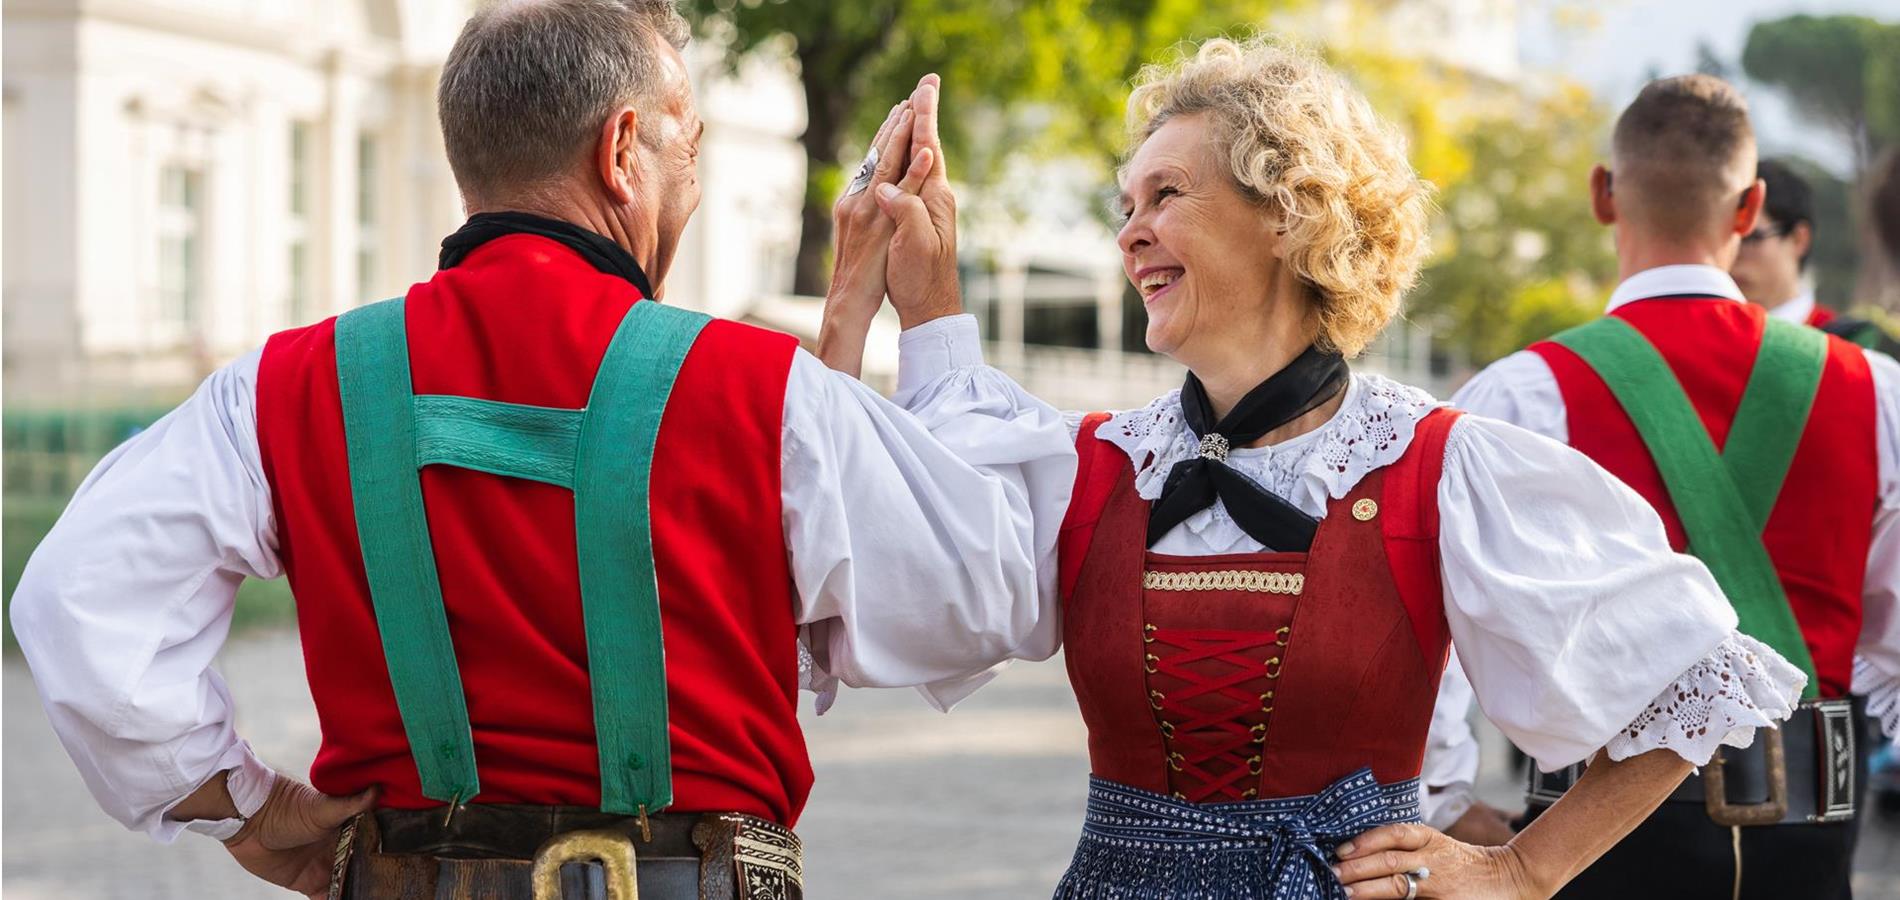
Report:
356,133,379,302
287,122,312,322
156,165,204,331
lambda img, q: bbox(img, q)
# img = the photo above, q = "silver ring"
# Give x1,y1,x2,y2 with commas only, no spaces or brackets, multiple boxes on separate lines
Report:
1413,866,1430,882
844,145,880,197
1401,871,1420,900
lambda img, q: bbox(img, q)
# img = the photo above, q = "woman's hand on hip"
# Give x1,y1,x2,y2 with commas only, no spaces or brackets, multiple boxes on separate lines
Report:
1332,822,1545,899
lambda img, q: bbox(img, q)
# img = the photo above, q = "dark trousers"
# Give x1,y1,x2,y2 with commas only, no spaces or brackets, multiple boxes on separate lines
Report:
1523,800,1861,900
1521,716,1874,900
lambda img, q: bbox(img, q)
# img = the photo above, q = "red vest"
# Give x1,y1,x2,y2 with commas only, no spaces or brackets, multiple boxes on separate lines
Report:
1808,304,1837,328
1531,298,1877,697
255,235,814,825
1057,409,1459,798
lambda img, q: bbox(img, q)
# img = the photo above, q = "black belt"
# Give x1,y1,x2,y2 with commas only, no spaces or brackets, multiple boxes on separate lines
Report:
333,804,803,900
1527,697,1862,827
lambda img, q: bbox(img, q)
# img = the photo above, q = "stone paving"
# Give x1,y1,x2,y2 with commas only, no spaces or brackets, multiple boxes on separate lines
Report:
5,629,1897,898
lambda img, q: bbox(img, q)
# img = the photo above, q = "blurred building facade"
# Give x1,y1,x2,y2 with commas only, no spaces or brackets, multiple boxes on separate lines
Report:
4,0,468,395
0,0,807,401
1,0,1511,406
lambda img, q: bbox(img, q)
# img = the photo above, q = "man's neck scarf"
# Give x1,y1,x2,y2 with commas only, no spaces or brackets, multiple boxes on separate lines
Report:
439,211,656,298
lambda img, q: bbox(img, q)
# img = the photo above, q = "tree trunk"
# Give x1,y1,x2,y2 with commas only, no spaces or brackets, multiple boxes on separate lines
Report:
793,60,854,297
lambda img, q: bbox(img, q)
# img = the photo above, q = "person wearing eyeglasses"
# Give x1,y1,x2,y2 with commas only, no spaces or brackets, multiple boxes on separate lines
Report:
1733,159,1899,354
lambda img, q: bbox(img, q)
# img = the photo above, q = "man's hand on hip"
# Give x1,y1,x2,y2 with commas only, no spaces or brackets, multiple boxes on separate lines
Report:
223,776,377,899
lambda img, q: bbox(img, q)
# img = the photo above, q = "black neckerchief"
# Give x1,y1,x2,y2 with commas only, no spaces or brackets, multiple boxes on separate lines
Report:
438,211,656,298
1148,346,1351,550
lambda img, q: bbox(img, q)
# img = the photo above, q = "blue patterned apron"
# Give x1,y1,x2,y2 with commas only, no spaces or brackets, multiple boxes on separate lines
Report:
1054,768,1420,899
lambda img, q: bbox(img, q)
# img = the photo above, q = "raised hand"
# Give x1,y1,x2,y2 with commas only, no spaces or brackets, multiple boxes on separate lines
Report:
222,776,377,899
818,95,918,375
1331,821,1543,899
873,74,962,329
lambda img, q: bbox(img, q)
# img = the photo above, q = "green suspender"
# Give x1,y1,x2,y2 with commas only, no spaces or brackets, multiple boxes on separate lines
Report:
1551,316,1826,697
335,297,711,813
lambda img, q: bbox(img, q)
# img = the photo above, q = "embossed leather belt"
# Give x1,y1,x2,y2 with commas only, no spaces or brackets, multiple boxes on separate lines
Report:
1527,696,1863,826
331,804,802,899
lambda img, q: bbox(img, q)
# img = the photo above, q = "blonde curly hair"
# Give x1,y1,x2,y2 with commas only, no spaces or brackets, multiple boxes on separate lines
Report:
1126,37,1432,358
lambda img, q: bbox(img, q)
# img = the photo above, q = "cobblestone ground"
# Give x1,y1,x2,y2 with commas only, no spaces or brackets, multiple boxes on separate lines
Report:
6,630,1898,898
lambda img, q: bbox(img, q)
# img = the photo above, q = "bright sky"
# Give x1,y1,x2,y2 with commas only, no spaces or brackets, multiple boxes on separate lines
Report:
1518,0,1900,175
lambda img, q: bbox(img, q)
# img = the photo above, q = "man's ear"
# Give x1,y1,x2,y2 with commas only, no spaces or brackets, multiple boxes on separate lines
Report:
1791,220,1814,265
596,107,639,205
1733,177,1766,237
1589,165,1615,226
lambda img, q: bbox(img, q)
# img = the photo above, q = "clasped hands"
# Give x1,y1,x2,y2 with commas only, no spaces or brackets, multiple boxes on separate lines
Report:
818,74,963,377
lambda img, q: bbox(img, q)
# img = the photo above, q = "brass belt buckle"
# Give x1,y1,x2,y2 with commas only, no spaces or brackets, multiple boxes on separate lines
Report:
532,829,639,900
1702,726,1787,827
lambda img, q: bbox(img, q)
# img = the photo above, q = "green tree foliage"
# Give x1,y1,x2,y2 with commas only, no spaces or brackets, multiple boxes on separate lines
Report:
1321,26,1616,366
1403,84,1617,364
678,0,1291,295
1742,14,1900,174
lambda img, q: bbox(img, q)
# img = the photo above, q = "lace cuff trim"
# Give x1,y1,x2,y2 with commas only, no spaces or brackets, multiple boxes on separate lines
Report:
1604,632,1807,766
1855,656,1900,740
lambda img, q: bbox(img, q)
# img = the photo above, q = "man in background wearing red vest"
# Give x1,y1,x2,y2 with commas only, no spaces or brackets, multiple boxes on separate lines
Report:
1732,158,1899,354
9,2,1075,898
1437,75,1900,899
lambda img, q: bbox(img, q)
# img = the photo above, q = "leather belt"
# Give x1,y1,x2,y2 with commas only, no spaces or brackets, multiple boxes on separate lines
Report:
1527,697,1862,826
331,804,803,900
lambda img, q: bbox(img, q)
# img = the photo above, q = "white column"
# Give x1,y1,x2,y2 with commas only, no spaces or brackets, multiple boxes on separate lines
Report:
320,51,362,315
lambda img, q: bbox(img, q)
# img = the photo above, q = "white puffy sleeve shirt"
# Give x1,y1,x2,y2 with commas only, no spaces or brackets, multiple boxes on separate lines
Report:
8,312,1073,842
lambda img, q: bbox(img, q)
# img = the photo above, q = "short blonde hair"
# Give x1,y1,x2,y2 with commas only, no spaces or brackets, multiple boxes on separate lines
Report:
1127,37,1432,358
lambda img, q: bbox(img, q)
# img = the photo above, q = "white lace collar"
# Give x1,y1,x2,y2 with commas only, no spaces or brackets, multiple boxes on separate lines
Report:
1095,373,1443,551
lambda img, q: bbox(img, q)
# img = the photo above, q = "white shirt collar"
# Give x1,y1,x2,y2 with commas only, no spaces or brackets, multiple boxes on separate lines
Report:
1768,291,1816,324
1604,264,1746,313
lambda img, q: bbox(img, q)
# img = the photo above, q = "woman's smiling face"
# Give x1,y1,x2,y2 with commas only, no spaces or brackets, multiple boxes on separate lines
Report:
1116,113,1282,365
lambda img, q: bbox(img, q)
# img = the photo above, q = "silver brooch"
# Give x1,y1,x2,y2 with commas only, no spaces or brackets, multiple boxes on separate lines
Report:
1198,433,1230,462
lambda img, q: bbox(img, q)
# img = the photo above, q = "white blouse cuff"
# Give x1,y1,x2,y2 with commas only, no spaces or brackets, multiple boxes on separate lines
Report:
1603,632,1807,766
1854,656,1900,741
894,313,985,399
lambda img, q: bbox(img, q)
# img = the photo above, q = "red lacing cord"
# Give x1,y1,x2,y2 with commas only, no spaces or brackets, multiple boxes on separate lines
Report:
1145,625,1287,803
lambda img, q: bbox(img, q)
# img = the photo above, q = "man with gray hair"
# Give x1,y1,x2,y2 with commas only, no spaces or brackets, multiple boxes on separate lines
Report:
10,2,1071,898
1432,74,1900,899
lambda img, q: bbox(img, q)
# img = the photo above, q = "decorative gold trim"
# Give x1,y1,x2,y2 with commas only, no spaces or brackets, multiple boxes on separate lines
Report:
1142,570,1304,594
